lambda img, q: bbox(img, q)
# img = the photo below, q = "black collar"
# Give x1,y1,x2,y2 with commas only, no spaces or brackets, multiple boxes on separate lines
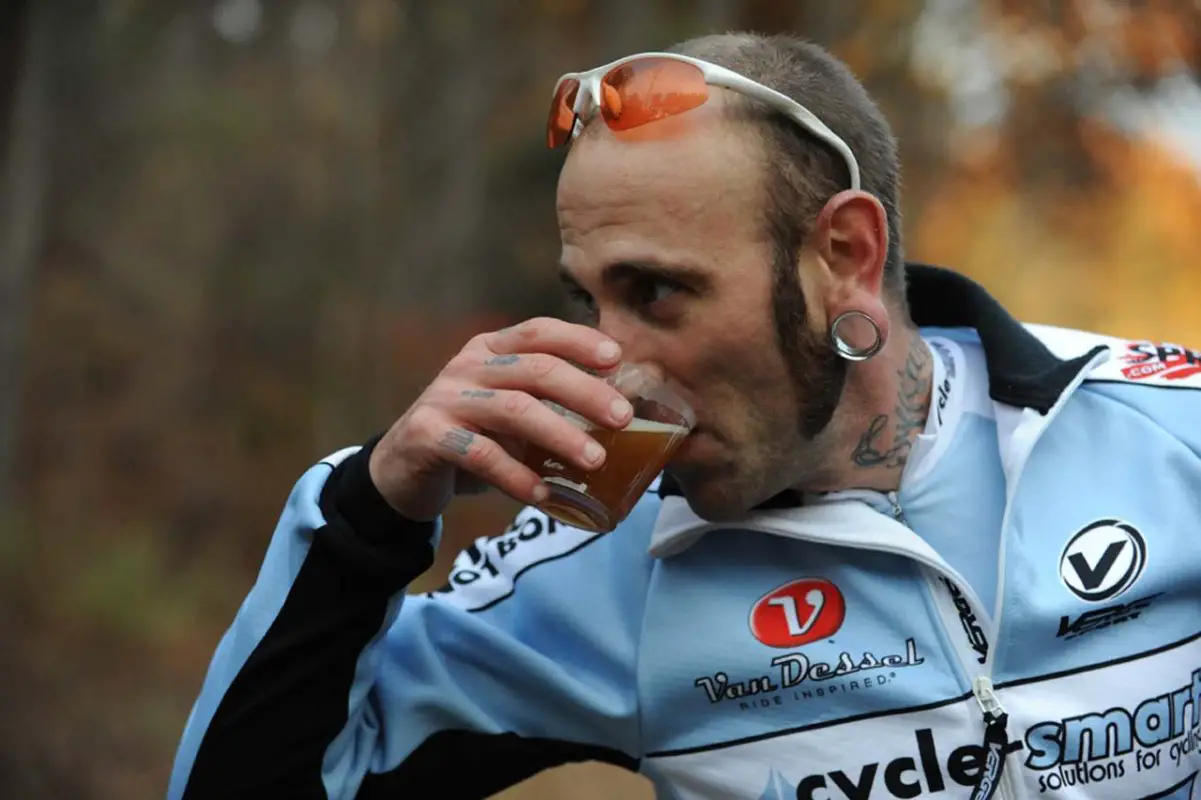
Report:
905,263,1103,412
657,263,1105,503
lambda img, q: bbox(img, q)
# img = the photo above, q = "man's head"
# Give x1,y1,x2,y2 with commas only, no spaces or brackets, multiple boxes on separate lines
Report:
554,33,912,520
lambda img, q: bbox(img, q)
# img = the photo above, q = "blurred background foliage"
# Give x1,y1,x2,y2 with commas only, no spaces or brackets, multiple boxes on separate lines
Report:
0,0,1197,797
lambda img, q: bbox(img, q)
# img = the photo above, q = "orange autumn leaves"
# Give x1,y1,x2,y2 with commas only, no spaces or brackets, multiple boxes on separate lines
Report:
914,116,1200,347
913,0,1199,346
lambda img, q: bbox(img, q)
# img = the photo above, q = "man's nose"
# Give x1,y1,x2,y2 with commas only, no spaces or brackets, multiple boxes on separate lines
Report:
597,319,664,381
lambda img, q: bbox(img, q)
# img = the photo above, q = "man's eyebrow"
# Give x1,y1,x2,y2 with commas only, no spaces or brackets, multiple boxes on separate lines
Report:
558,260,712,290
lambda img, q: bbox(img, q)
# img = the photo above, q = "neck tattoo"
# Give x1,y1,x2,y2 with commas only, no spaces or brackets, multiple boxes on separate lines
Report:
850,337,932,471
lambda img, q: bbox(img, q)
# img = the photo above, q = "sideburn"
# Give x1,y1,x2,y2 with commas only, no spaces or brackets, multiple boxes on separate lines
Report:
770,252,848,440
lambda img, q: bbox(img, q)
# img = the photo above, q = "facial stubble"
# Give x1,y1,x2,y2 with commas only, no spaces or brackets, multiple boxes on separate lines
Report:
771,266,848,444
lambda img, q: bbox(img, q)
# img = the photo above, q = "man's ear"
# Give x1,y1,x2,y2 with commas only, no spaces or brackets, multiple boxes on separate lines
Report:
811,190,889,296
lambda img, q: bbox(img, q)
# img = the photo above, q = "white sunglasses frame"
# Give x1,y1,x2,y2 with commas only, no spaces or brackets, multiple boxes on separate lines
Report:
550,51,861,191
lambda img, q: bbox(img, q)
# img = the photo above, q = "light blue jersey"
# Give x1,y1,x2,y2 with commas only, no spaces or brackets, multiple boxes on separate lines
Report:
902,337,1007,615
830,337,1008,616
169,266,1201,800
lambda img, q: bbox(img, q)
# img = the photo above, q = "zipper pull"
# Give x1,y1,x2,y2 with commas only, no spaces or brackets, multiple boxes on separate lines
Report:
886,491,907,526
970,677,1009,800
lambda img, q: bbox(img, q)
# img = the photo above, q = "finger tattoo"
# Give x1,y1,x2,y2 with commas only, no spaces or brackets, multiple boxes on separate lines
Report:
461,389,496,399
439,427,476,456
485,354,520,366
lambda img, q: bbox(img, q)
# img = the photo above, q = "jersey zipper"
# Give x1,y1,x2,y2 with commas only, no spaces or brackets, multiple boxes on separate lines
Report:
970,677,1011,800
887,491,1016,800
733,500,1020,795
885,346,1110,800
886,491,907,526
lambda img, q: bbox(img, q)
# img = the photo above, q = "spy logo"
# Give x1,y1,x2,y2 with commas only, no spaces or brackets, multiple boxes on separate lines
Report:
1120,341,1201,382
1059,519,1147,603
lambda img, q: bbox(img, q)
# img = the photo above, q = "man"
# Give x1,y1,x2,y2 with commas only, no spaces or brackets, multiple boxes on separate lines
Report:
169,32,1201,800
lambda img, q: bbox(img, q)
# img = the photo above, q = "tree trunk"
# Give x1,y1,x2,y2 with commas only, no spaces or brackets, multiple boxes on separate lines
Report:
0,0,48,514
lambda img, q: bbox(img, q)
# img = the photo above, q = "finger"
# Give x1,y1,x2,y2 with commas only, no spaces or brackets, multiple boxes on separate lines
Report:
430,422,549,507
456,433,525,496
452,388,607,472
484,317,623,372
471,353,634,430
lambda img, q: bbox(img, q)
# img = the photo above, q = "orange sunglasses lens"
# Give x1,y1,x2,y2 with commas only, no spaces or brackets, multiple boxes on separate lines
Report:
547,78,580,148
600,58,708,132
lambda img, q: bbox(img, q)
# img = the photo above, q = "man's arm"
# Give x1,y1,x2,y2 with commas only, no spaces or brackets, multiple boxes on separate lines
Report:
168,439,651,799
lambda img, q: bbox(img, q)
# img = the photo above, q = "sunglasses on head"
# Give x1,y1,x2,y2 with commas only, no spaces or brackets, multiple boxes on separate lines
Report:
546,52,861,191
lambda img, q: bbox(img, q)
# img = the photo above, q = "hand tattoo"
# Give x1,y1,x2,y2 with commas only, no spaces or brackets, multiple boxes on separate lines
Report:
461,390,496,399
485,355,520,366
439,427,476,457
851,338,932,470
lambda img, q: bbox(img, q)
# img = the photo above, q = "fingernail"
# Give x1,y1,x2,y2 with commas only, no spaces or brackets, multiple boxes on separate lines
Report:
597,341,620,361
610,397,632,422
584,441,605,464
533,484,549,503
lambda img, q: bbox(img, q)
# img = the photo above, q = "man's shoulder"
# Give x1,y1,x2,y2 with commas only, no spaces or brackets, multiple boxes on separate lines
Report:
1025,323,1201,392
420,485,661,614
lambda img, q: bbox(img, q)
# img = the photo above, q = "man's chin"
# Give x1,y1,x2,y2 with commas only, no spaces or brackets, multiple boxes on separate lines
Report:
664,466,751,523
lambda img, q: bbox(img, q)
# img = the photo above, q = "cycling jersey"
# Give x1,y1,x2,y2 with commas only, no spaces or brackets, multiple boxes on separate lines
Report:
168,264,1201,800
881,335,1007,612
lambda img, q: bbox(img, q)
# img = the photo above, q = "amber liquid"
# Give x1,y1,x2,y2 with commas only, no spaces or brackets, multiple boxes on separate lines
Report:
520,418,689,532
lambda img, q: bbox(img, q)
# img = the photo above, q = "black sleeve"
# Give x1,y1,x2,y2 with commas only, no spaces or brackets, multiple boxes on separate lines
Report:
172,436,643,800
179,436,437,799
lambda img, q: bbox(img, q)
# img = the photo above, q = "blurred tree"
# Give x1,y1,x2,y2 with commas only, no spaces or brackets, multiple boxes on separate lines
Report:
0,0,45,515
909,0,1201,338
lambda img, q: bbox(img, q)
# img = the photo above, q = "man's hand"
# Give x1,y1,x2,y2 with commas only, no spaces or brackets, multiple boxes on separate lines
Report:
368,318,635,521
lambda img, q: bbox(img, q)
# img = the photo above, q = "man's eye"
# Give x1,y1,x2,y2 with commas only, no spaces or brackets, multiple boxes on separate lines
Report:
566,287,596,314
630,278,680,308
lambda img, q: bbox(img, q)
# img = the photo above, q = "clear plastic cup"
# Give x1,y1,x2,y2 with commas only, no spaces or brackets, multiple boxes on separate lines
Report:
519,362,695,532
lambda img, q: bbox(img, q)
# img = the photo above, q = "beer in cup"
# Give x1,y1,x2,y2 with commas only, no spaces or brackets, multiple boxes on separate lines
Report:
520,363,694,532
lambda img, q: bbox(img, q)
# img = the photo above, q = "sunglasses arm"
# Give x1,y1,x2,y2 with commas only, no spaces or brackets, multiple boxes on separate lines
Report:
705,72,862,191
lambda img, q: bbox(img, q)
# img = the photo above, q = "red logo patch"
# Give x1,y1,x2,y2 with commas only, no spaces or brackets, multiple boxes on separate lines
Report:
749,578,846,648
1120,341,1201,382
